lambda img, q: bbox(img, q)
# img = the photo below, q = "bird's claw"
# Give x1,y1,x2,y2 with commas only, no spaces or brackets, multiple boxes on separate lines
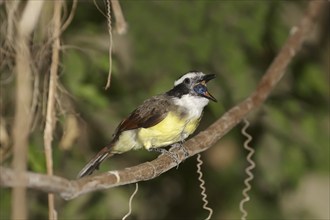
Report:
148,147,180,168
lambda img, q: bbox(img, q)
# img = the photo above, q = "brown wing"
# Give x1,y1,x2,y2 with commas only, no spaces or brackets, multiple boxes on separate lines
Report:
77,96,172,178
113,95,172,139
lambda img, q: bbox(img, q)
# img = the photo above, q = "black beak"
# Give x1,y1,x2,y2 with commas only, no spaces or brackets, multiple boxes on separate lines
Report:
202,74,216,83
201,74,217,102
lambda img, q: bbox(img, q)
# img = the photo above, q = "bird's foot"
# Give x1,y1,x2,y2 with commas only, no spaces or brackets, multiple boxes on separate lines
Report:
170,141,189,158
148,147,180,168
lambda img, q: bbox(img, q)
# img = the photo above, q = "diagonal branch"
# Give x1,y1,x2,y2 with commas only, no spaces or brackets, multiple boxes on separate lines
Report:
0,1,326,201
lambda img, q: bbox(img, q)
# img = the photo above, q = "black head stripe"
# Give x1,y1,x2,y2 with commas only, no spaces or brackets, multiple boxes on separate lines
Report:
166,83,189,98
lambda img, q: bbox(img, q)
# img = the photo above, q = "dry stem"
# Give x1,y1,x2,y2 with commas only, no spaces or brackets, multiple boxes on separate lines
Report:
11,1,44,219
105,0,113,89
43,1,62,219
111,0,127,34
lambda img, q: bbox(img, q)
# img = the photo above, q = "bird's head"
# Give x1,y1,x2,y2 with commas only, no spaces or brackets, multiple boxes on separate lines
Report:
169,71,217,102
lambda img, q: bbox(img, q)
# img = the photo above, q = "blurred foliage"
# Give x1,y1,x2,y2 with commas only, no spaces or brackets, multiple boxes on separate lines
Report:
0,1,329,220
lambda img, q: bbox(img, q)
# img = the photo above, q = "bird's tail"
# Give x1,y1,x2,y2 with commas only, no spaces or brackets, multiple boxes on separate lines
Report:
77,146,113,178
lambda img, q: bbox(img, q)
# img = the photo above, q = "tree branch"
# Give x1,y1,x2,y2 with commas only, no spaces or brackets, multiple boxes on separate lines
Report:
110,0,128,34
0,1,326,201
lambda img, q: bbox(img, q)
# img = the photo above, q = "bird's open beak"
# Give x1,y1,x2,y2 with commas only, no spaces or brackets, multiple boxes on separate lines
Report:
201,74,217,102
202,90,217,102
202,74,216,83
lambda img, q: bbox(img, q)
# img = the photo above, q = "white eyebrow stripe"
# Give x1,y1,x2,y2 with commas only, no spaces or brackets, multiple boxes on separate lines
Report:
174,72,205,86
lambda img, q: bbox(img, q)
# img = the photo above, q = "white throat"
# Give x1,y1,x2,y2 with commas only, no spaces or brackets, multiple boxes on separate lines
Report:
173,94,209,119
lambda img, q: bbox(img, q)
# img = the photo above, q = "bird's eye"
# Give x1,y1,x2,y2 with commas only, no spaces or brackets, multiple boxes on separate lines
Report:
184,78,190,84
193,84,207,94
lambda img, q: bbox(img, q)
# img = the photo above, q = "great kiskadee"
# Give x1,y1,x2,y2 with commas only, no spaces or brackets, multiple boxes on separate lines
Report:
77,71,216,178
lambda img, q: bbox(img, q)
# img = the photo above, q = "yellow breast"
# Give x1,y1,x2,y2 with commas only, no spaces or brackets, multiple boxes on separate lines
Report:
138,112,200,150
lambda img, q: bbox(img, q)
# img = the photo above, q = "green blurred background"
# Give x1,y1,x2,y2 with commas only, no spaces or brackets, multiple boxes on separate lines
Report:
1,1,329,219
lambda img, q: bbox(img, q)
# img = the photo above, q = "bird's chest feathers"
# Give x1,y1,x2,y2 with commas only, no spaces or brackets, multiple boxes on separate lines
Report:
138,95,207,149
173,94,208,119
138,112,200,149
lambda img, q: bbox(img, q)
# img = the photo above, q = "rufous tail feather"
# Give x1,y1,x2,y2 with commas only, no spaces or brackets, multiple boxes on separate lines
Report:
77,147,113,178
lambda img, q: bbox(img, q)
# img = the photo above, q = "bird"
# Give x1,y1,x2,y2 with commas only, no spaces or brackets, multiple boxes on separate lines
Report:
77,71,216,178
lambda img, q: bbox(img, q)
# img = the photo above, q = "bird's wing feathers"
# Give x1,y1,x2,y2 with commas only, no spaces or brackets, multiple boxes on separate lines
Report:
113,95,172,138
78,96,172,178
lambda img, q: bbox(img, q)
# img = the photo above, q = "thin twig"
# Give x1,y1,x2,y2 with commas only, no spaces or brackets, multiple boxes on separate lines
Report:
5,0,19,48
60,0,78,33
196,154,213,220
43,1,62,219
105,0,113,89
239,119,255,220
93,0,107,17
0,0,326,201
122,183,139,220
